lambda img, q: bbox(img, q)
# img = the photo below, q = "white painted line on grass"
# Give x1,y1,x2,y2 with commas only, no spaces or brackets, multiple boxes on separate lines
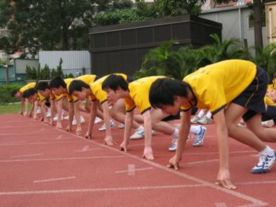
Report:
0,155,126,163
115,167,153,174
11,153,44,159
0,184,205,196
33,176,76,184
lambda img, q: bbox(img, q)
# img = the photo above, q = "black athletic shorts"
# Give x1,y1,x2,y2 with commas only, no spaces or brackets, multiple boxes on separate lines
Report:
232,67,268,121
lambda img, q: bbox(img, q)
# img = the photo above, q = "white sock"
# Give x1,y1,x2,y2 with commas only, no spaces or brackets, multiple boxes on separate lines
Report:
190,125,201,134
205,111,212,119
261,146,274,156
197,110,206,118
173,128,179,139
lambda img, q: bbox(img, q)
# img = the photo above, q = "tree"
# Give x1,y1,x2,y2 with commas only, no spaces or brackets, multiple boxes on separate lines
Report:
0,0,97,56
154,0,206,16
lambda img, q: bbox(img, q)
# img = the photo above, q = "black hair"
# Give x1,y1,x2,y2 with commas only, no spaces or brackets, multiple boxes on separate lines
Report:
102,74,128,91
149,78,189,108
49,77,66,89
11,88,20,96
36,81,50,91
68,80,90,95
45,98,51,107
22,88,37,98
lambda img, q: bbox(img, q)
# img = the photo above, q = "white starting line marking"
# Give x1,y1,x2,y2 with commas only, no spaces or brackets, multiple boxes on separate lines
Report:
11,153,44,159
0,141,78,147
33,176,76,184
74,145,102,153
115,167,153,174
56,135,63,140
0,184,205,196
0,155,126,163
187,159,219,165
237,180,276,186
215,203,228,207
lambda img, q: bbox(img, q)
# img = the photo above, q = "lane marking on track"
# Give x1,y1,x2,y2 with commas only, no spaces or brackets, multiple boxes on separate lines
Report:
56,135,63,140
0,141,77,147
0,184,206,196
74,145,102,153
33,176,76,184
61,131,268,207
11,153,44,159
215,203,228,207
0,155,126,163
187,159,219,165
3,117,269,206
115,167,153,174
237,180,276,186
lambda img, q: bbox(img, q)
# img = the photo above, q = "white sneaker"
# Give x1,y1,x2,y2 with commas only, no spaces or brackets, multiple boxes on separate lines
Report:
46,111,51,118
251,151,275,174
197,116,212,125
130,126,144,140
118,123,125,129
53,115,58,121
63,115,69,120
72,118,77,126
98,120,115,131
261,120,274,128
36,107,41,114
94,117,102,124
80,116,85,124
191,115,200,124
193,126,206,147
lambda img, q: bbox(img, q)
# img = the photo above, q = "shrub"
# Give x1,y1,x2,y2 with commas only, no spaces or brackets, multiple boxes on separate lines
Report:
0,82,24,103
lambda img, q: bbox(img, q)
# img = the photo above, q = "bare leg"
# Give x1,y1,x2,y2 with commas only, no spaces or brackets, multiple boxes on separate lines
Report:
225,103,266,152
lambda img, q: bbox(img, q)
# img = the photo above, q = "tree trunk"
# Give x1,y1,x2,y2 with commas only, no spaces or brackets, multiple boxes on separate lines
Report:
253,0,263,50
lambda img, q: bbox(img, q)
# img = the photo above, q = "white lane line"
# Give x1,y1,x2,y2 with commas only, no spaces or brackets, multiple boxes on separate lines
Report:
215,203,228,207
0,184,205,196
0,155,126,163
68,135,267,207
33,176,76,184
187,159,219,165
183,150,255,156
11,153,44,159
36,125,269,206
0,141,78,147
115,167,153,174
74,145,102,153
237,180,276,186
56,135,63,140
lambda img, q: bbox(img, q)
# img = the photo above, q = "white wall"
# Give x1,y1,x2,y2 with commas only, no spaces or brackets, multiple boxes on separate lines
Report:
39,50,91,76
200,6,268,48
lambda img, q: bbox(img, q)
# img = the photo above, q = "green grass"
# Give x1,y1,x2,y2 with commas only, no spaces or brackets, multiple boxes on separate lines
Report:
0,103,20,114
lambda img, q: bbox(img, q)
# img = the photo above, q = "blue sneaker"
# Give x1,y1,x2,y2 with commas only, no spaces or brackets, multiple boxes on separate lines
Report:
168,139,177,152
193,126,206,147
251,153,275,174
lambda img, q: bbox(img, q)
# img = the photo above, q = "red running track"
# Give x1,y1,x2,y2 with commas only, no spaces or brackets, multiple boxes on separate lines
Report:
0,114,276,207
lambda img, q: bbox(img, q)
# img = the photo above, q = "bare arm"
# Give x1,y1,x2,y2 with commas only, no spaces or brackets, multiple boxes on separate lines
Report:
120,110,134,151
101,102,113,145
142,110,154,160
168,110,191,169
213,110,236,189
86,101,97,139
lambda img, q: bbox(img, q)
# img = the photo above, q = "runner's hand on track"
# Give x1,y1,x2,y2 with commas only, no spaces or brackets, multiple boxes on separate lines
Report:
167,155,181,170
216,168,236,190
